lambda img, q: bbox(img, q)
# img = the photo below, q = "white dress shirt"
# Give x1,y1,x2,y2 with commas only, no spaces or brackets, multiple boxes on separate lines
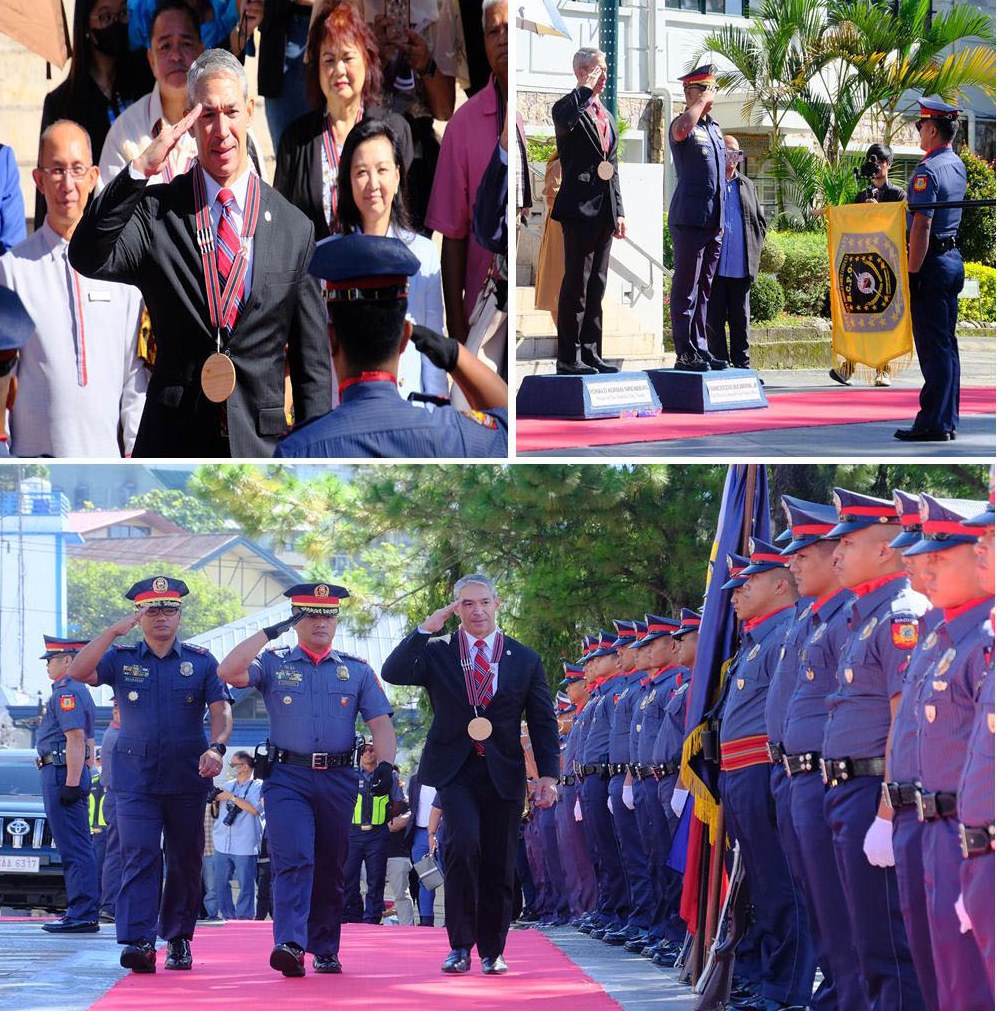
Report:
460,626,501,695
0,223,147,457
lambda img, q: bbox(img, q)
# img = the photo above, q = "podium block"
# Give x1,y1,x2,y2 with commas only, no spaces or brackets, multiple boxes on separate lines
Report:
516,372,662,420
644,368,768,413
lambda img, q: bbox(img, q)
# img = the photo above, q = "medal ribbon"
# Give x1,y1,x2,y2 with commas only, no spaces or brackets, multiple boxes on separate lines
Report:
590,100,611,154
192,165,261,343
458,630,504,711
322,107,363,223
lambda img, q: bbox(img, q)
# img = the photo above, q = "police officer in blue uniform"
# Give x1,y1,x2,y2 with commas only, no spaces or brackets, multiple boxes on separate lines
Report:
668,64,730,373
896,98,968,442
274,233,508,459
0,287,34,455
36,635,100,933
68,577,232,974
821,489,927,1009
902,495,992,1010
218,582,395,977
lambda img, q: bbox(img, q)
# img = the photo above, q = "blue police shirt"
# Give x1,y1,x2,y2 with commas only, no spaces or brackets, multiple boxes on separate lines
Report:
764,599,814,745
957,613,994,828
248,643,392,754
634,665,686,765
582,674,628,764
274,381,508,459
36,675,96,757
782,589,855,755
100,724,119,791
906,145,967,238
96,638,227,795
608,670,646,765
668,115,726,230
650,679,691,767
823,575,925,760
717,177,748,279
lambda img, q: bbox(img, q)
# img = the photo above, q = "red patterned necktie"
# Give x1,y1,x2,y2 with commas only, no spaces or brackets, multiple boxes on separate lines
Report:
590,101,611,153
474,639,494,706
215,188,244,326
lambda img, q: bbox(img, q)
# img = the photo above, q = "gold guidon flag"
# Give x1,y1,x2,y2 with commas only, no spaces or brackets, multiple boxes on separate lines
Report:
826,202,913,371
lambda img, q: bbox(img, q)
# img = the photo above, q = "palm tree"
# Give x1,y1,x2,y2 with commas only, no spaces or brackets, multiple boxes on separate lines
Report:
833,0,995,144
701,0,829,217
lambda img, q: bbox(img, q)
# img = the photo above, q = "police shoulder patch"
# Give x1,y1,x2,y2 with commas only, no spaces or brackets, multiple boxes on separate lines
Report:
912,174,928,192
337,649,368,665
114,643,138,652
891,619,919,649
59,694,76,711
181,641,209,655
460,409,499,430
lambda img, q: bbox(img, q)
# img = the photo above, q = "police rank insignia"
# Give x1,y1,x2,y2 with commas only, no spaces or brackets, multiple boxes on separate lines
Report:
859,617,878,641
737,678,745,690
932,681,949,693
812,623,826,643
337,666,350,680
748,644,761,661
59,695,76,711
924,704,936,723
891,621,918,650
935,649,956,678
844,668,854,684
806,669,815,681
180,661,193,676
128,691,139,702
924,631,938,650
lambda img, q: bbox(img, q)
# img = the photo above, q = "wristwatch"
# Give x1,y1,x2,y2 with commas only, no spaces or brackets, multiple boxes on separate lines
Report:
209,741,227,756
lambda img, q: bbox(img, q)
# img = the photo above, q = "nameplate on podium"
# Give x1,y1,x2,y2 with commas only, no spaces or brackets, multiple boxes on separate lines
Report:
516,372,662,420
644,368,768,414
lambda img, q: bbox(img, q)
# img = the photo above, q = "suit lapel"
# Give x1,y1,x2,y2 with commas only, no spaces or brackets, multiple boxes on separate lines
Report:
231,180,272,339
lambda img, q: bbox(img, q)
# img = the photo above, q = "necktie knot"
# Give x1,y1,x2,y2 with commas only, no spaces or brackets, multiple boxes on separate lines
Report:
217,188,236,210
475,639,487,651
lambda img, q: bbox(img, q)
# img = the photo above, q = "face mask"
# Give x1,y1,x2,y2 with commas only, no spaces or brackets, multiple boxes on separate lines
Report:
91,21,130,58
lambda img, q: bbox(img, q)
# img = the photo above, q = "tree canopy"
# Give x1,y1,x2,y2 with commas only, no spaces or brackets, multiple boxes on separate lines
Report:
122,488,228,533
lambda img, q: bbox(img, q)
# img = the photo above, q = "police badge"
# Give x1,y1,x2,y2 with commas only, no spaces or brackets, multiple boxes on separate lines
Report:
859,617,878,640
337,666,350,680
153,576,168,593
844,668,854,684
935,648,957,679
180,661,193,677
128,691,139,702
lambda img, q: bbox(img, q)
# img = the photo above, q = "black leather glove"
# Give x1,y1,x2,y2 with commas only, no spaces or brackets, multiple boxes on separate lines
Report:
263,610,306,641
410,324,460,373
60,784,83,806
370,760,395,796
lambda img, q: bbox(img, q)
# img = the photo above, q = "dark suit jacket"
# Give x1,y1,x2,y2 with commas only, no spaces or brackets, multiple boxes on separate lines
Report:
69,167,331,458
734,171,768,281
381,629,559,802
273,108,415,242
550,86,624,226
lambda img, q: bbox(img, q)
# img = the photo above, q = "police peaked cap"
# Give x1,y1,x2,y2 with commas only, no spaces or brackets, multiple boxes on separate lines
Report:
672,608,702,640
779,496,840,556
126,576,188,607
963,467,994,528
720,552,750,590
902,495,986,556
309,234,419,301
740,537,790,576
826,488,897,538
40,635,90,660
889,490,924,549
641,614,681,645
285,582,350,612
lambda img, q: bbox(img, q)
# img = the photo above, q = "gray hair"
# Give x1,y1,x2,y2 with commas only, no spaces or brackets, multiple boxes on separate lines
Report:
482,0,506,30
453,574,498,600
38,119,93,165
573,48,604,75
187,48,249,107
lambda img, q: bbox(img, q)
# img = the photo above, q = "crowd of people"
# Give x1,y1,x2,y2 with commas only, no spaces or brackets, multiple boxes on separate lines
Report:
0,0,509,459
29,478,994,1003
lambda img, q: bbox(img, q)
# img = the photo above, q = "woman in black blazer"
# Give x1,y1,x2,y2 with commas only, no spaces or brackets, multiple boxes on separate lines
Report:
273,0,413,242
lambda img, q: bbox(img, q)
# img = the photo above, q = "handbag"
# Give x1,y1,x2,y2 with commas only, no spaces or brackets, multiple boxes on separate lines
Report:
413,852,444,891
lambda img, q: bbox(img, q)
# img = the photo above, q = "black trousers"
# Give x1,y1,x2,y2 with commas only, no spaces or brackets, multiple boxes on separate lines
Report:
706,275,752,367
438,753,522,958
556,219,615,365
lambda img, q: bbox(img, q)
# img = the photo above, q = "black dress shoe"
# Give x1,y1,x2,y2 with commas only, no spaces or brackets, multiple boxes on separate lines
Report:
581,354,620,374
481,954,509,974
313,953,342,974
441,948,471,973
120,942,157,973
603,926,637,946
893,427,951,442
555,360,598,376
674,354,709,372
42,916,99,933
701,354,730,370
624,933,651,952
164,938,192,970
270,942,306,977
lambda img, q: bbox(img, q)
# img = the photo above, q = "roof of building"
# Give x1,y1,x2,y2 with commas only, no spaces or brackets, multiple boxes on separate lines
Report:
66,510,189,536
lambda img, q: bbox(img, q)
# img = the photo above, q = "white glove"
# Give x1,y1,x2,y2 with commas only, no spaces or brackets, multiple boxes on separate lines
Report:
607,795,614,815
573,798,582,822
622,783,635,809
670,787,689,818
862,816,895,867
955,892,973,934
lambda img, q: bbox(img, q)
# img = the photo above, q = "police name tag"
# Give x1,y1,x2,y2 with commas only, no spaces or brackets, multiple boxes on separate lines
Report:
88,290,112,302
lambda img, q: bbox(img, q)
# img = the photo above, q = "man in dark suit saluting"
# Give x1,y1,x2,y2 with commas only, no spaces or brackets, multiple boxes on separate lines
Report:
550,48,625,376
70,48,330,458
382,574,560,975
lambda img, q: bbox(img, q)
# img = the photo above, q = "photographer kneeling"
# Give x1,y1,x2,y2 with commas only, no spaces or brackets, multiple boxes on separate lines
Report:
830,143,905,388
211,752,264,920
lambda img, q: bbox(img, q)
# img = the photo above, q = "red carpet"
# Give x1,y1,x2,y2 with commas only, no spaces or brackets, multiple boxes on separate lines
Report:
90,922,620,1010
516,386,996,452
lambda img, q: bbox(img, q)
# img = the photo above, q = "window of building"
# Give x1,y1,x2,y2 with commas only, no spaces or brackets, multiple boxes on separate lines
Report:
974,119,995,164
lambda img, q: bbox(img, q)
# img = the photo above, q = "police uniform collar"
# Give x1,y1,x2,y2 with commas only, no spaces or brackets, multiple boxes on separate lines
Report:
921,144,953,161
941,596,993,635
137,637,181,659
289,643,343,665
742,604,793,636
850,573,907,617
814,586,853,617
340,378,404,403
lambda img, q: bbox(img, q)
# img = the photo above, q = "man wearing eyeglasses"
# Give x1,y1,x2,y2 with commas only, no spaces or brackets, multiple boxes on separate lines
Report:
217,582,396,977
0,119,147,457
68,576,232,974
211,751,263,920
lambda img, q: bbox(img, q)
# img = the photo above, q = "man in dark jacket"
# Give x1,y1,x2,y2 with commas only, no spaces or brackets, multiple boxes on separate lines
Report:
705,135,767,370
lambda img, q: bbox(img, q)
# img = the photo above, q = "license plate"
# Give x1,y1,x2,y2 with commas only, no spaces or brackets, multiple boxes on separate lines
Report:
0,854,40,873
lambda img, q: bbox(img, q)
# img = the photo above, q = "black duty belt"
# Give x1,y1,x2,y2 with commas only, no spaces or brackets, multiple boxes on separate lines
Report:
35,752,66,768
578,762,610,779
608,763,629,776
630,763,657,780
882,781,919,812
820,756,887,788
560,774,577,786
929,235,958,254
916,789,958,822
960,823,995,859
782,751,820,778
275,748,354,771
767,741,785,764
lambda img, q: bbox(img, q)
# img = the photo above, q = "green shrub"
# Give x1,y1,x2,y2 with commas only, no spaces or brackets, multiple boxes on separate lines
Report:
527,136,556,165
750,273,785,322
959,149,996,268
662,212,675,270
759,233,786,274
959,262,996,323
773,231,830,316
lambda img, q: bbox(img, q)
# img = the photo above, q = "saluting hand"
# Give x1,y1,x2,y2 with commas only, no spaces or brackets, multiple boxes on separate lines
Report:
421,600,460,634
108,610,144,638
133,104,203,179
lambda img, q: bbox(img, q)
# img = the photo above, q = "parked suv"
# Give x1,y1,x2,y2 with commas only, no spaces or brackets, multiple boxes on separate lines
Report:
0,749,66,911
